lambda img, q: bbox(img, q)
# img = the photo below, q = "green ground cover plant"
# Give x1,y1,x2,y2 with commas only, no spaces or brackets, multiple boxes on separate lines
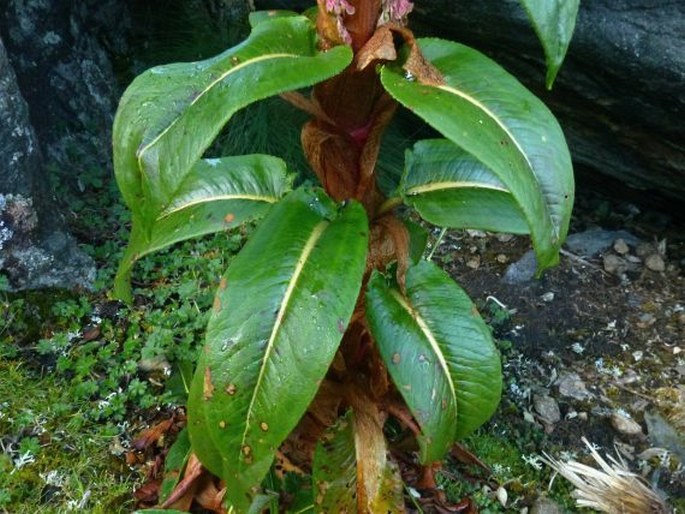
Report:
112,1,577,512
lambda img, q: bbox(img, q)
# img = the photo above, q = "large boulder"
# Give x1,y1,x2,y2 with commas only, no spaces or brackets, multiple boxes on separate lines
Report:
0,36,94,290
0,0,131,290
410,0,685,205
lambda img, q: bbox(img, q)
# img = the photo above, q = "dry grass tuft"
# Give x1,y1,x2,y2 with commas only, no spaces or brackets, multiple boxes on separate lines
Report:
540,437,671,514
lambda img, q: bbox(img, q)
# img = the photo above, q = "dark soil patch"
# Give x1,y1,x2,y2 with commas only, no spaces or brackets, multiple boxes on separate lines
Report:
435,186,685,508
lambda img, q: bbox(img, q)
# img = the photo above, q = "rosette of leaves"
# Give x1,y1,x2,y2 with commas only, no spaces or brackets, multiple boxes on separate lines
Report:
114,1,577,511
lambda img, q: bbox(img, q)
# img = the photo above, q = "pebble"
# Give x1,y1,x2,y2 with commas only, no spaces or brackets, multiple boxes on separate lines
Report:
613,238,630,254
603,254,627,274
556,372,594,401
611,411,643,435
496,486,508,507
534,394,561,424
466,255,481,269
530,497,564,514
645,254,665,272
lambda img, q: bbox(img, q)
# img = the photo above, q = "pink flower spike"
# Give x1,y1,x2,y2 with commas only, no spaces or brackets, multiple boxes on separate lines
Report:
379,0,414,25
325,0,355,16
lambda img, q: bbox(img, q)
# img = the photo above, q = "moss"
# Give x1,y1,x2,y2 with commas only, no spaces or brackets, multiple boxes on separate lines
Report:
0,361,139,513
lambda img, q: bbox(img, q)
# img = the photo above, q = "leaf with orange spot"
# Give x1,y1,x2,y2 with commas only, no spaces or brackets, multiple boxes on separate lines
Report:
366,261,502,463
187,188,368,511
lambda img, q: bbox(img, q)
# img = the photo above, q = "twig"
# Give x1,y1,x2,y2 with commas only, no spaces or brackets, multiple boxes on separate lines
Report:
427,228,447,261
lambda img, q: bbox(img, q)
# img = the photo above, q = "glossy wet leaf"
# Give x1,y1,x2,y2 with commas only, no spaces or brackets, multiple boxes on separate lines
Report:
518,0,580,88
113,155,291,301
402,139,529,234
187,188,368,511
113,15,352,223
366,261,502,463
381,38,574,273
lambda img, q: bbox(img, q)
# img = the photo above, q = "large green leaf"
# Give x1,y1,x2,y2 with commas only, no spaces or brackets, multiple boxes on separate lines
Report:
113,155,291,301
381,39,574,272
187,188,368,511
401,139,529,234
113,15,352,223
518,0,580,89
366,261,502,463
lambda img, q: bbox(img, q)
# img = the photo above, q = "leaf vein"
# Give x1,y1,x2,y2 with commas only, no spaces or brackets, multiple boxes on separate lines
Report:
406,181,509,196
159,193,279,218
436,84,534,173
389,289,457,402
239,219,330,453
137,53,297,165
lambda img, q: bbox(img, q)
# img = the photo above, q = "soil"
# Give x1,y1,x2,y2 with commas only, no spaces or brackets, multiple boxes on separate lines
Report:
434,182,685,509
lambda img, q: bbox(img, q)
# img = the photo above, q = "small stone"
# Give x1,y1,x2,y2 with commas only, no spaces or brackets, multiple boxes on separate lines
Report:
466,255,481,269
541,291,555,302
645,254,665,272
530,496,564,514
617,369,639,385
496,253,508,263
495,486,508,507
613,238,630,254
603,254,627,274
466,229,487,238
495,233,515,242
533,394,561,424
611,411,643,435
556,372,594,401
502,250,537,284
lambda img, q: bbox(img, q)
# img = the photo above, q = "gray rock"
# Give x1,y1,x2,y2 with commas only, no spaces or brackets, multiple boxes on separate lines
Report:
611,411,643,436
0,36,94,290
502,249,537,284
645,254,666,272
613,238,630,255
565,228,640,258
556,372,594,401
0,0,126,189
411,1,685,205
644,411,685,464
533,394,561,424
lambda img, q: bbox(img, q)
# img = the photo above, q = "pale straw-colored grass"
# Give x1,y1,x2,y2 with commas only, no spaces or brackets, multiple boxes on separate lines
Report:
541,437,670,513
